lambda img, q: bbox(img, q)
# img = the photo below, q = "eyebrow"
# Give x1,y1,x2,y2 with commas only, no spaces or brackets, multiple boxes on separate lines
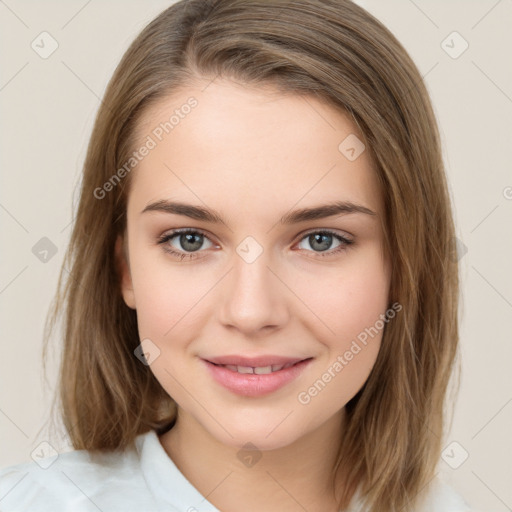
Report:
140,199,376,226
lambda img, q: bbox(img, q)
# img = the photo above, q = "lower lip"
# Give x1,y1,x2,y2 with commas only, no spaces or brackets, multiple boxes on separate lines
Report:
202,358,313,397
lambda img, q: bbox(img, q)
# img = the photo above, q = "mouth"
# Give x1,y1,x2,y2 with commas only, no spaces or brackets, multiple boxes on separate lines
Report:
201,356,314,397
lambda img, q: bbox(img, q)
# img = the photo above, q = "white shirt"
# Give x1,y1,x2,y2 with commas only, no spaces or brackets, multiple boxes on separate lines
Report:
0,429,471,511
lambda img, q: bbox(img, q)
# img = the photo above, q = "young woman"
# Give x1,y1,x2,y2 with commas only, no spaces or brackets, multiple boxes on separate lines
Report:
0,1,470,510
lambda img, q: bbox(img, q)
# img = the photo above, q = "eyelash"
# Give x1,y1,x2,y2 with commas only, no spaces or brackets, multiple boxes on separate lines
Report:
156,228,354,261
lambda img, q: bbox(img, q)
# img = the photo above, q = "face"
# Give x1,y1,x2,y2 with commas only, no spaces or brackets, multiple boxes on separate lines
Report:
117,78,391,451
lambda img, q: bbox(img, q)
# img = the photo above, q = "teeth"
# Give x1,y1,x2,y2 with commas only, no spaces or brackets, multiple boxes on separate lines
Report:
254,365,273,375
237,366,254,374
220,363,297,374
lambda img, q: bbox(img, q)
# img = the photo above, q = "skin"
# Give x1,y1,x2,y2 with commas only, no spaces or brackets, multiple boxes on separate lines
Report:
117,77,391,512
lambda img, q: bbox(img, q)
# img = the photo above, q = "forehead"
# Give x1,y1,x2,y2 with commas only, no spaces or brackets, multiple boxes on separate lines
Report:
129,79,383,220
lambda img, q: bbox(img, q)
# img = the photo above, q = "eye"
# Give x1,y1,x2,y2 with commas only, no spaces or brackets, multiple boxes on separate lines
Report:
156,229,214,261
157,228,354,261
296,230,353,257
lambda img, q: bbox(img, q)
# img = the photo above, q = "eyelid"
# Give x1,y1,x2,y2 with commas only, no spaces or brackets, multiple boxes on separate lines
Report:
296,227,353,242
157,227,218,249
159,227,353,243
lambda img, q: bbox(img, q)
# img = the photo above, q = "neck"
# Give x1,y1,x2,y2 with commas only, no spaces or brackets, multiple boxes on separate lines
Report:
159,408,347,512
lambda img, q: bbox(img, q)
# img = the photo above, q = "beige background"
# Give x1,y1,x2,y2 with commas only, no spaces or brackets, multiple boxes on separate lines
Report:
1,1,511,510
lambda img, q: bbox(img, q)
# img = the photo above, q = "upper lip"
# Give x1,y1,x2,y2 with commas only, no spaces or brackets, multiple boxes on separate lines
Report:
204,355,310,367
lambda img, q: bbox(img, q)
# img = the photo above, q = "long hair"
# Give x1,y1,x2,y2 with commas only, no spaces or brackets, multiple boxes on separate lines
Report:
41,1,461,510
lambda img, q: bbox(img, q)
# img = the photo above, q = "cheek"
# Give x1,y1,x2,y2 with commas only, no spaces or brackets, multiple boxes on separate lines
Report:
293,247,390,405
297,248,390,342
295,262,389,414
128,246,204,339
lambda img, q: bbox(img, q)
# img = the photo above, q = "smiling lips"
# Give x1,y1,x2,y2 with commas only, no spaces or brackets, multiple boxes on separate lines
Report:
202,355,313,396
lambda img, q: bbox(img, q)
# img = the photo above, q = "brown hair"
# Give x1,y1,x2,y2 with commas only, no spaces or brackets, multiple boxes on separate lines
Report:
41,1,461,510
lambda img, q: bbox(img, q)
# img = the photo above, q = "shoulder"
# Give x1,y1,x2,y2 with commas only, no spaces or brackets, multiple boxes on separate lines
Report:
416,476,471,512
0,432,162,512
348,476,472,512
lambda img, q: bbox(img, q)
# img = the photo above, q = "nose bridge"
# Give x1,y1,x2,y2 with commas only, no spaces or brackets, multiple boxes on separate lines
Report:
217,242,288,333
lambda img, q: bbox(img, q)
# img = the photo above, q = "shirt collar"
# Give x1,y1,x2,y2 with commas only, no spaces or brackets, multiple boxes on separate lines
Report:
138,429,220,511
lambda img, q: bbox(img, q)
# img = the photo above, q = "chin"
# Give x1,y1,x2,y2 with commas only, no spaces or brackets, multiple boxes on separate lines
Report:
206,415,309,451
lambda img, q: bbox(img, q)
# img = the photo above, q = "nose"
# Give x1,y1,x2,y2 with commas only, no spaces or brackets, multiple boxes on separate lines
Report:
217,251,290,336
